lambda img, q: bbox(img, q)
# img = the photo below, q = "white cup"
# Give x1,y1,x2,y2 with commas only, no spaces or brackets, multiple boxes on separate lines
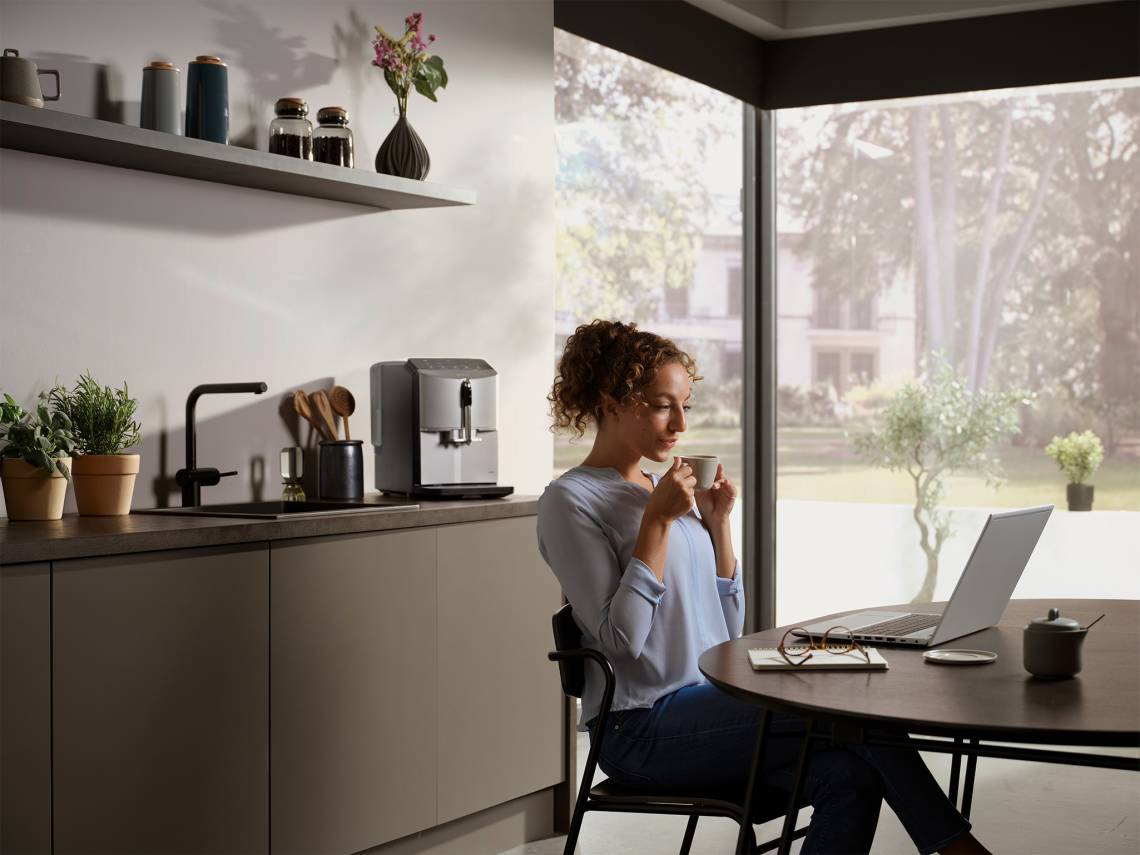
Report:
680,454,719,490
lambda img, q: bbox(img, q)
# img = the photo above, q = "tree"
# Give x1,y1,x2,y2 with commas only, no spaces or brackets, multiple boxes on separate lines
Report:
853,357,1026,602
779,84,1139,446
555,30,735,323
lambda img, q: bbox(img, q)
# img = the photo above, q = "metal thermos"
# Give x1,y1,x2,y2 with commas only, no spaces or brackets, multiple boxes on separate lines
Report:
185,55,228,143
140,61,182,135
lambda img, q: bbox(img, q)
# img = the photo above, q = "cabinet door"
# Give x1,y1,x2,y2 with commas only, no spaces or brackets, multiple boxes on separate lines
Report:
271,528,437,854
436,516,564,823
52,545,268,854
1,562,50,855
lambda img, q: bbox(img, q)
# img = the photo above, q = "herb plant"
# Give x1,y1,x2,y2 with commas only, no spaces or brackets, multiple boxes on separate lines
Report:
50,373,141,456
0,392,77,478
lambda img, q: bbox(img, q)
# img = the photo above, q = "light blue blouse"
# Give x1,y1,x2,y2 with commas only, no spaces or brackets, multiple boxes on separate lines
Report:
537,465,744,730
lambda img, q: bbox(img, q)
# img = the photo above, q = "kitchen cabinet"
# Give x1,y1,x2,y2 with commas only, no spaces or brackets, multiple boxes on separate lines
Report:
270,528,437,854
1,563,50,855
436,517,564,823
0,103,475,211
51,544,268,854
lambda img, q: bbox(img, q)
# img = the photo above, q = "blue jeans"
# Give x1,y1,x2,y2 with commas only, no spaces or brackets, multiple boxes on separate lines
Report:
588,683,970,855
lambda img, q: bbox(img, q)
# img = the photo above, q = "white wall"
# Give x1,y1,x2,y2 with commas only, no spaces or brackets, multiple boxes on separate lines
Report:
0,0,555,513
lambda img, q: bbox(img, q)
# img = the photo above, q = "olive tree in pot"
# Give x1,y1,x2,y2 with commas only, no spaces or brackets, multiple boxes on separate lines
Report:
50,374,142,516
1045,430,1104,512
0,392,76,520
852,357,1027,603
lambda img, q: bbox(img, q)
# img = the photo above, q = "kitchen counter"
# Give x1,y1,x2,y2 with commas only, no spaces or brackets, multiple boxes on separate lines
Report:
0,495,539,565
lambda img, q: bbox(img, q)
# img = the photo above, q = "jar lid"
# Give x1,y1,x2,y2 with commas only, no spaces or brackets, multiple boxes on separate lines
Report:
1026,607,1083,633
316,106,349,125
275,97,308,117
193,55,225,66
146,60,178,71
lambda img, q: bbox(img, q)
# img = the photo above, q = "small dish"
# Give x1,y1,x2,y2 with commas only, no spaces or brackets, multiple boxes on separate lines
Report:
923,649,998,666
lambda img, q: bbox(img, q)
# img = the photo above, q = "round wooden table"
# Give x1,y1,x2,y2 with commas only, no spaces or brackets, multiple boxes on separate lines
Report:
698,599,1140,854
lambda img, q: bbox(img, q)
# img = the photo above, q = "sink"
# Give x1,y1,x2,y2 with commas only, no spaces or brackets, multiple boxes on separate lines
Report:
135,499,419,520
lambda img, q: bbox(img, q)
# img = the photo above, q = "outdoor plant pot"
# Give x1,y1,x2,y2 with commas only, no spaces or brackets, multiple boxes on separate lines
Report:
72,453,140,516
1066,483,1094,512
1,457,71,520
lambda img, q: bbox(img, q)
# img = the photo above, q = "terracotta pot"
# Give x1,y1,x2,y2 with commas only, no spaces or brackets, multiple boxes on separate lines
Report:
72,454,140,516
1,457,71,521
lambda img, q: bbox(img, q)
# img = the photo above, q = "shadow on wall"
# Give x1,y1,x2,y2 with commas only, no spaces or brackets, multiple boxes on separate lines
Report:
0,149,371,236
33,53,135,124
205,0,337,151
331,6,377,156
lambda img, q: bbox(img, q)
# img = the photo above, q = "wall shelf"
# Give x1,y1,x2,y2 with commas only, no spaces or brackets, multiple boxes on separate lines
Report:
0,103,475,211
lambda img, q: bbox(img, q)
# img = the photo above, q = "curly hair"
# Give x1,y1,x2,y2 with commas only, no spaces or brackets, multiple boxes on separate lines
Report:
549,320,701,437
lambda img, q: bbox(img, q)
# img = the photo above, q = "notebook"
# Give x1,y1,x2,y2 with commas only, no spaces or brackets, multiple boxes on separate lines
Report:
747,645,889,671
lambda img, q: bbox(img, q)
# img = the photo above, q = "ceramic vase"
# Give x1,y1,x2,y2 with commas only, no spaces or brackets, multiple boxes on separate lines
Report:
1,457,71,520
72,454,140,516
375,110,430,180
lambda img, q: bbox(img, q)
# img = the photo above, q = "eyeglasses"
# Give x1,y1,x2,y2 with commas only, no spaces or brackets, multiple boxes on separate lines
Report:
776,626,871,667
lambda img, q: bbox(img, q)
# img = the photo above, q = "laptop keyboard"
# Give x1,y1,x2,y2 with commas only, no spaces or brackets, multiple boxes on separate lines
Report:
855,614,940,637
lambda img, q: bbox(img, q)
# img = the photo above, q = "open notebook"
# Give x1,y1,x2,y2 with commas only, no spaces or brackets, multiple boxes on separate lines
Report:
748,646,889,671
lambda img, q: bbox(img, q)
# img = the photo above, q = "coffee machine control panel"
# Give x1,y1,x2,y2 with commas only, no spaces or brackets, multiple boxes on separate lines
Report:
409,358,493,372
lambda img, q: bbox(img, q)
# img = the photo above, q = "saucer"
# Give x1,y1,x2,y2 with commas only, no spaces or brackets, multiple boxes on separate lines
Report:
923,649,998,666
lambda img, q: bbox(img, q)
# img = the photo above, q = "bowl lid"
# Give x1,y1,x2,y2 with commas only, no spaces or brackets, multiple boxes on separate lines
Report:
1026,607,1083,632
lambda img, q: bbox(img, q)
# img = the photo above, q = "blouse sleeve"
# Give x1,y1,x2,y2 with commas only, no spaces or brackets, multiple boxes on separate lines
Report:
537,484,665,660
717,561,745,638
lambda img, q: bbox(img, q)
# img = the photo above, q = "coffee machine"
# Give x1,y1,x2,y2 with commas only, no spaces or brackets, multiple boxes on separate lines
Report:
369,358,513,499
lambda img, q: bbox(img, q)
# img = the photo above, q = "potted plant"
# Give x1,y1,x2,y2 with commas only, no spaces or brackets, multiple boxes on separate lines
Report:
1045,430,1104,511
0,391,76,520
50,374,142,516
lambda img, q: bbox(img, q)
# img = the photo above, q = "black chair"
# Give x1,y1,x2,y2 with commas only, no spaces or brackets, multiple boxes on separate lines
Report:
548,604,809,855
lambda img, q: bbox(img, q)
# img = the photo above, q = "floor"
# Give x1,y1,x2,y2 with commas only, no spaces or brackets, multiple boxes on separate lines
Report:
506,730,1140,855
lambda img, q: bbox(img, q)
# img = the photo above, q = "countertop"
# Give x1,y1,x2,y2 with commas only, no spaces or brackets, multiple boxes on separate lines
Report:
0,495,539,565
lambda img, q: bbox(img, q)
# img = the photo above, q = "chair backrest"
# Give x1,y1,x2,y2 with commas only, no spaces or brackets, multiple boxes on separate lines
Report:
551,603,586,698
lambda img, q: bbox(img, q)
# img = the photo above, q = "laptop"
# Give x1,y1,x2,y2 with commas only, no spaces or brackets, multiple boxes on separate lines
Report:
794,505,1053,647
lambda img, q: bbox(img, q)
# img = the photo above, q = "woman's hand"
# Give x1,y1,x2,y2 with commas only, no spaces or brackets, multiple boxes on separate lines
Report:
694,463,736,531
644,457,697,525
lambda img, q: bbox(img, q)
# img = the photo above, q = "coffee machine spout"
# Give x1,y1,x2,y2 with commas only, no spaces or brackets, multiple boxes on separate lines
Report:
448,378,481,445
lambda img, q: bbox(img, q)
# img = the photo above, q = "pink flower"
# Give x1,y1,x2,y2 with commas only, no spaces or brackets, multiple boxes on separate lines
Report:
428,33,436,42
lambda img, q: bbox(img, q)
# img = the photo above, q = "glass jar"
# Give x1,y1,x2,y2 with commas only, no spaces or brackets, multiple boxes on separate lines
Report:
313,106,354,168
268,97,312,160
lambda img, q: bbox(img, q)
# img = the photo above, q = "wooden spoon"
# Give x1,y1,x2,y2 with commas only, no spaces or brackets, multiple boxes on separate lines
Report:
329,385,356,441
310,390,339,442
293,389,330,441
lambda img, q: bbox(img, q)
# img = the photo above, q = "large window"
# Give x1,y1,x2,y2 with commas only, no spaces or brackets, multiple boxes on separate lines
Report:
776,79,1140,623
554,30,745,545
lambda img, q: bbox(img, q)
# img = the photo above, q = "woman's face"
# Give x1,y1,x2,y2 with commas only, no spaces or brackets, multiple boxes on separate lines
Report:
606,361,692,463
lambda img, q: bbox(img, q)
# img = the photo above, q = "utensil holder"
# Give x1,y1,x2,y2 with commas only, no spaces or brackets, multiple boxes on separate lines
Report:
318,440,363,499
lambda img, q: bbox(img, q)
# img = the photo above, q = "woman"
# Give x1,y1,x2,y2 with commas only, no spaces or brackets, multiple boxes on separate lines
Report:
537,320,989,855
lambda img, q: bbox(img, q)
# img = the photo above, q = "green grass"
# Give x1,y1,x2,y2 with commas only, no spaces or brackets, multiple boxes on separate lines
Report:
554,426,1140,511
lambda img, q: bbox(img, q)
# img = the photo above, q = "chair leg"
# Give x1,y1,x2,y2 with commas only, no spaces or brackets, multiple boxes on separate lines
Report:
563,802,587,855
679,814,699,855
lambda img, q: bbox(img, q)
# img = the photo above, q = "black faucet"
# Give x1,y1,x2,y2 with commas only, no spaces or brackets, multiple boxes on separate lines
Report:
176,382,268,507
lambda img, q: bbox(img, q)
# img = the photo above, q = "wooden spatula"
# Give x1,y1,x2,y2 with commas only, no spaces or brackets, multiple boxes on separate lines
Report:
311,390,339,441
293,389,330,441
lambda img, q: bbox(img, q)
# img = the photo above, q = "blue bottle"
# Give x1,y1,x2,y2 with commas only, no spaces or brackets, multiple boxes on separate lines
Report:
185,55,228,144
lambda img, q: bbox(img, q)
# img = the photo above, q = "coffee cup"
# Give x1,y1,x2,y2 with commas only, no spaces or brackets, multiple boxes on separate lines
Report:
0,49,61,108
680,454,719,489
